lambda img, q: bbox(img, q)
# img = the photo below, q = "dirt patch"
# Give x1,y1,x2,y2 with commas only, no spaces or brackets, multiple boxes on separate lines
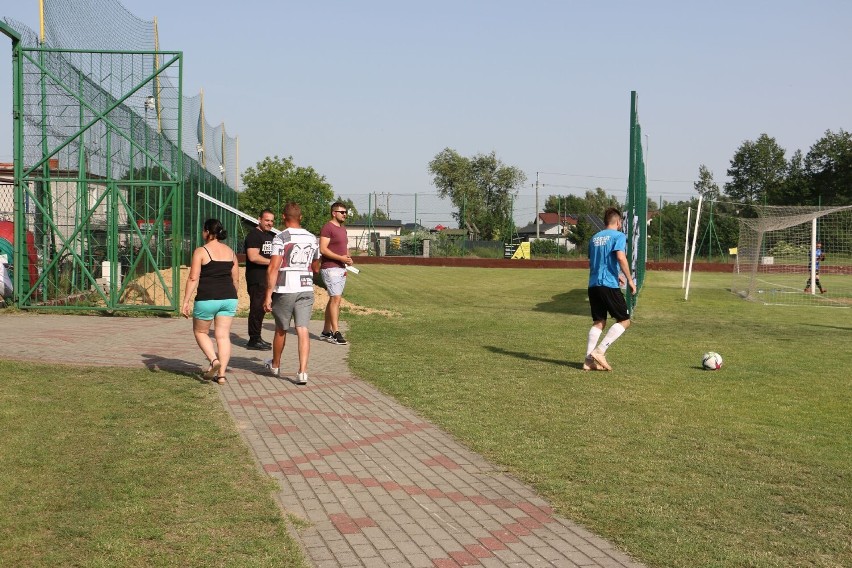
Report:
127,266,396,316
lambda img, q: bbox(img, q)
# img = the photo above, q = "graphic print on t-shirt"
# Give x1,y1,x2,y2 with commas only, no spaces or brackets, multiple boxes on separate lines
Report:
281,242,315,270
271,228,319,294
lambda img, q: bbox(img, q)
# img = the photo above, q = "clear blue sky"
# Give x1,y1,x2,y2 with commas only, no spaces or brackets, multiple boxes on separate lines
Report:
2,0,851,227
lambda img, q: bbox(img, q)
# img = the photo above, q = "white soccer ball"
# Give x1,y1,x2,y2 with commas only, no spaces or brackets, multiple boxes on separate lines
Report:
702,351,723,370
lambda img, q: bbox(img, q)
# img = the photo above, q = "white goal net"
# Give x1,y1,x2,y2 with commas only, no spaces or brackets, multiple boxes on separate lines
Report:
732,205,852,307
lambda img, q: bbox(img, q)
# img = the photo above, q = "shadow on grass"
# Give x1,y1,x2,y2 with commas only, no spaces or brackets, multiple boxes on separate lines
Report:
533,288,589,316
803,323,852,331
485,345,585,370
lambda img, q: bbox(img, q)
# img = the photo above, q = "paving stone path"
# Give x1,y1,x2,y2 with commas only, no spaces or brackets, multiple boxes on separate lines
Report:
0,313,645,568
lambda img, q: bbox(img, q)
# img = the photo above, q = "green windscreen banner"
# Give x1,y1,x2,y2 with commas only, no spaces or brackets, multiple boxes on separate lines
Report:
625,91,647,315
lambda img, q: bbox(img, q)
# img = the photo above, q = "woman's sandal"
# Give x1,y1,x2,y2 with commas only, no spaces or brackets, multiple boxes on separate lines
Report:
214,376,226,385
203,359,221,380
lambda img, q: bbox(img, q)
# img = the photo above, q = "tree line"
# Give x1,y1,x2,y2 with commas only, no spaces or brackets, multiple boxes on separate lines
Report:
235,129,849,260
546,129,852,259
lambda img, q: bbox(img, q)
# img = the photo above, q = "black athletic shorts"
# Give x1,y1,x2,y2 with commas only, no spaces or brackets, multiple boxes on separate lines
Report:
588,286,629,322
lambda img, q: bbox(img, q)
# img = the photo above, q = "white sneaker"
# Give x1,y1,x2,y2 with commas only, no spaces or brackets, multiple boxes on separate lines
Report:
264,359,279,377
295,371,308,385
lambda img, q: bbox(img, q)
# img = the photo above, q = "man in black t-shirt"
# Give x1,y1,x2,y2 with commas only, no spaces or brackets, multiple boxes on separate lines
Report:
244,209,276,350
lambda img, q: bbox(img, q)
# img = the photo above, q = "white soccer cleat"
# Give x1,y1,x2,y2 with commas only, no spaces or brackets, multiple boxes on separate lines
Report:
589,348,612,371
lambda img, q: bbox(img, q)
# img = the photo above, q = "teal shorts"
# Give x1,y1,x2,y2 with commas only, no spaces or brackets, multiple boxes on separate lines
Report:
193,298,238,320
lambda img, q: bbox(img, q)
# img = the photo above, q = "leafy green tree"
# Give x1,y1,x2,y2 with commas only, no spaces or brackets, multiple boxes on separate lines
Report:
804,129,852,206
373,208,389,221
647,200,690,260
544,194,590,215
429,148,525,240
363,207,389,222
543,188,620,217
724,134,787,204
583,188,622,215
774,150,811,205
646,198,741,261
694,164,720,200
567,215,596,254
646,197,659,213
239,156,334,235
697,200,741,260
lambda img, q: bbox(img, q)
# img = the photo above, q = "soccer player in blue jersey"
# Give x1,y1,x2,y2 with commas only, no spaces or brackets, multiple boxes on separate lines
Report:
585,207,636,371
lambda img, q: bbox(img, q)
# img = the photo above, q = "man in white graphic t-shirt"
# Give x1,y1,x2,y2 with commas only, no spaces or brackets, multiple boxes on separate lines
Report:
263,202,320,385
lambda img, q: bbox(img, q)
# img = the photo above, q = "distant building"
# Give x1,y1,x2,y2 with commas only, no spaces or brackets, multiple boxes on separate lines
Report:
514,212,606,252
345,219,403,251
516,221,563,239
402,222,428,233
536,212,577,227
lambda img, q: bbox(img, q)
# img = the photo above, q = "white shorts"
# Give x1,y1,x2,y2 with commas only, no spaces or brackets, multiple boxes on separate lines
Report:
321,267,347,297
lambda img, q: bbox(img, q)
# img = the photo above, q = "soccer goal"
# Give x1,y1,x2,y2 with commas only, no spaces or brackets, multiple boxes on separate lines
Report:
731,205,852,307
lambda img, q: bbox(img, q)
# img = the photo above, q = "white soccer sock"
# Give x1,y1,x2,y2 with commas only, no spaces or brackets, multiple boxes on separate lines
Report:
586,327,602,356
598,323,626,353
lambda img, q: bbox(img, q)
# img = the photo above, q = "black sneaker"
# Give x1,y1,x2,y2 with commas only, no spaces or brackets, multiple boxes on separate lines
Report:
320,331,334,342
246,338,271,351
332,331,347,345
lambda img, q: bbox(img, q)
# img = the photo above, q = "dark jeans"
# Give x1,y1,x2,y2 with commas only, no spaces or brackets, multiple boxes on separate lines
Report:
247,282,267,340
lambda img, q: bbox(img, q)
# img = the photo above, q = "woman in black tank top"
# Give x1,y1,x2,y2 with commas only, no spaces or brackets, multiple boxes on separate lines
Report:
181,219,239,384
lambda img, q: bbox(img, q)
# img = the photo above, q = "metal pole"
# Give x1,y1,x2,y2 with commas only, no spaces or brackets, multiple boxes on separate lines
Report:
685,196,704,300
221,123,226,182
657,195,662,261
7,23,24,304
535,172,540,240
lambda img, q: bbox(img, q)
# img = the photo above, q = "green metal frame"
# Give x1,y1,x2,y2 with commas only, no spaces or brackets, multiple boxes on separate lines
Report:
4,23,240,313
12,46,183,311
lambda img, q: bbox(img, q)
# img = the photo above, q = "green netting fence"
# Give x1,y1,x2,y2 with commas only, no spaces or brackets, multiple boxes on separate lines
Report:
624,90,648,314
3,0,240,312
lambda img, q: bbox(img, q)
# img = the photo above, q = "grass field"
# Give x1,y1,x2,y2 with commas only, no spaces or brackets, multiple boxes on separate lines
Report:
342,265,851,568
1,265,847,567
0,363,305,568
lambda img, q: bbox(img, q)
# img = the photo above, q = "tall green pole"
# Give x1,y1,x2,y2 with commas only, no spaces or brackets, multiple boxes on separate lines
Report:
106,123,116,306
76,67,86,290
39,43,52,300
657,195,662,261
173,51,183,309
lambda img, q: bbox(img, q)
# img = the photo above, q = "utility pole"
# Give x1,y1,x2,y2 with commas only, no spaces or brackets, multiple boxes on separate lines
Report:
374,192,391,218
